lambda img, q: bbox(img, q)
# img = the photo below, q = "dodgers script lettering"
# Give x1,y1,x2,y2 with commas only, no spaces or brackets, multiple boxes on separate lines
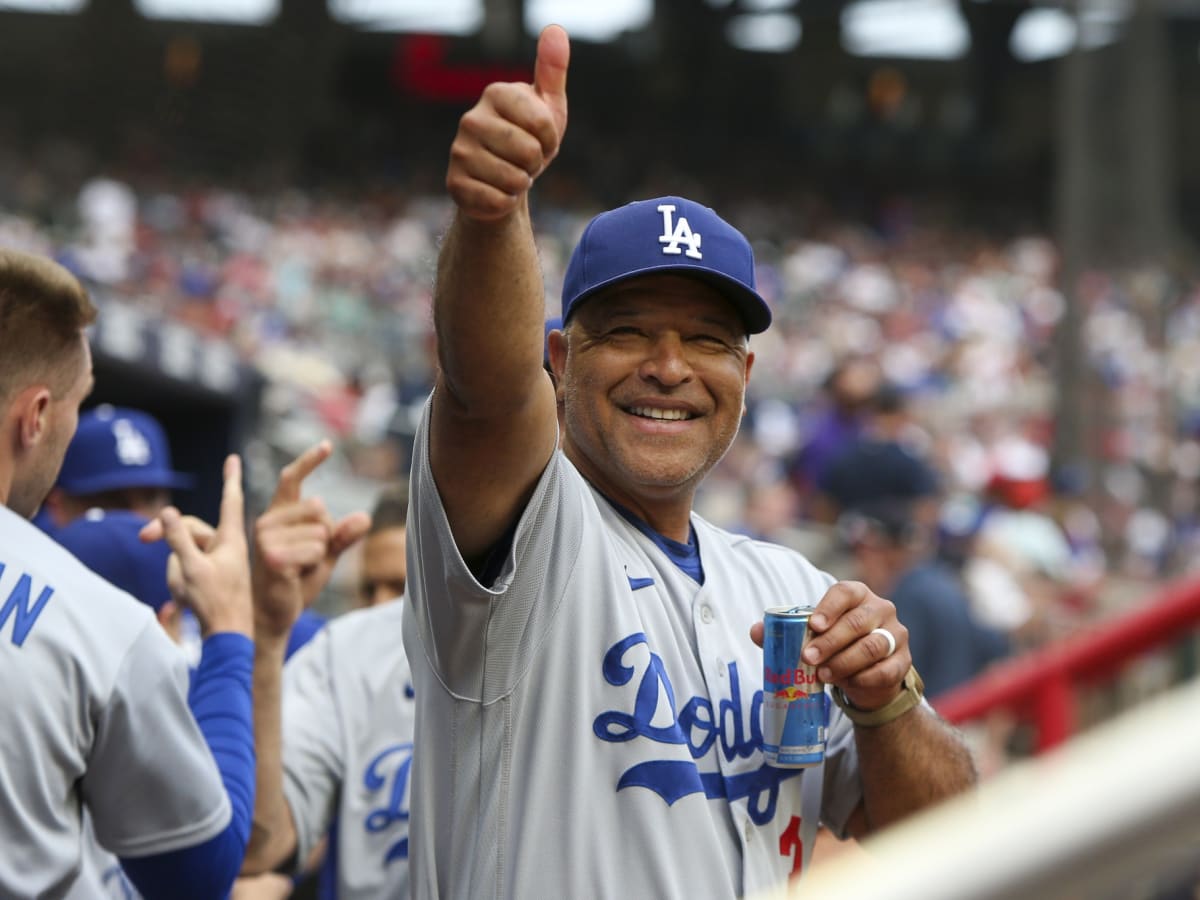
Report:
593,633,801,825
362,742,414,864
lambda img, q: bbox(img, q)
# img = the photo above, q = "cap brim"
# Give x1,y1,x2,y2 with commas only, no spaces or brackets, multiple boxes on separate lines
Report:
57,470,195,495
565,262,772,335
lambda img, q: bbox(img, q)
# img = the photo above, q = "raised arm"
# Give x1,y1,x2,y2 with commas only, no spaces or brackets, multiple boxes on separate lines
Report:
430,25,569,563
241,442,369,875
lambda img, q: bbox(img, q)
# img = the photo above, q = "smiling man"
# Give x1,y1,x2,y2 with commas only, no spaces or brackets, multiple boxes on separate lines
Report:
401,24,977,900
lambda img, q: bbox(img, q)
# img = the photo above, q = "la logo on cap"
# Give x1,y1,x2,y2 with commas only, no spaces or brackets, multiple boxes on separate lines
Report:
658,204,702,260
113,418,152,467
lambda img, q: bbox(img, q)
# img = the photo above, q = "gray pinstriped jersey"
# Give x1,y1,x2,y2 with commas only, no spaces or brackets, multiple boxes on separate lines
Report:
281,600,416,900
0,505,229,898
403,401,863,900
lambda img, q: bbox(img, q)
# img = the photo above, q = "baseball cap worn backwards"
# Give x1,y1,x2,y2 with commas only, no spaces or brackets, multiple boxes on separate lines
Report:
55,509,173,612
57,405,194,495
561,196,772,335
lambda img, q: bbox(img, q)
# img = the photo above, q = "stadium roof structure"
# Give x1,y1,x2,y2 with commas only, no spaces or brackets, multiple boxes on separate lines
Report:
2,0,1200,222
5,0,1197,60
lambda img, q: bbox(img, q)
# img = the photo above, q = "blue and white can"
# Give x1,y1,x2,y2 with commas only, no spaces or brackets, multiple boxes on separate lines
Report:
761,606,830,768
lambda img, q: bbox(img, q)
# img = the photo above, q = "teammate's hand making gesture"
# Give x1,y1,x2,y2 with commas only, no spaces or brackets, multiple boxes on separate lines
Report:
146,454,254,638
252,440,371,641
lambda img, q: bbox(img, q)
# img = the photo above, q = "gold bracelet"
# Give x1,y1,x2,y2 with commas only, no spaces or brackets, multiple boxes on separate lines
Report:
831,665,925,727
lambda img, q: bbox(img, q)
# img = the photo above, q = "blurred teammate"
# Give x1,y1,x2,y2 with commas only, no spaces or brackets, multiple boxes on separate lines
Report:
55,509,186,896
38,404,193,531
357,481,409,608
241,448,417,899
40,402,326,664
402,26,976,898
56,508,182,640
0,248,254,899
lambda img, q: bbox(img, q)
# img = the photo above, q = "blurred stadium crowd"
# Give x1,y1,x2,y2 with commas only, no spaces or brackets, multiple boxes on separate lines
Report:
4,150,1200,677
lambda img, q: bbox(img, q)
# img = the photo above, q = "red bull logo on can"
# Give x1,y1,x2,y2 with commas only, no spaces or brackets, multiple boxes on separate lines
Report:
764,666,822,691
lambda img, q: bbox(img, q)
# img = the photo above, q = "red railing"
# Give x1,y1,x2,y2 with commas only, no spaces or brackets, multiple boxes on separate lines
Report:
932,576,1200,751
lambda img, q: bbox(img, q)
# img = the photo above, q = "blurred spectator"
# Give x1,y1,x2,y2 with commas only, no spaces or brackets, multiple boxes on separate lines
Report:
72,175,137,285
726,478,845,567
788,354,883,507
813,381,940,526
734,480,802,544
839,497,1010,698
935,491,1041,672
970,435,1082,645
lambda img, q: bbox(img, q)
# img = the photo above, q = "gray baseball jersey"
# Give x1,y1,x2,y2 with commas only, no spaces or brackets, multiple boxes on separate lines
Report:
78,812,142,899
402,401,863,900
0,505,230,898
282,599,417,899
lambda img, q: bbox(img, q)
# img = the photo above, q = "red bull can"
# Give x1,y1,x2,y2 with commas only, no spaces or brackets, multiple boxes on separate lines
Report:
761,606,829,768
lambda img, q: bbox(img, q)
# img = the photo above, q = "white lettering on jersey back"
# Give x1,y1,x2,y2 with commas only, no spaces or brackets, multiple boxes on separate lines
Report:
657,204,703,259
113,420,151,467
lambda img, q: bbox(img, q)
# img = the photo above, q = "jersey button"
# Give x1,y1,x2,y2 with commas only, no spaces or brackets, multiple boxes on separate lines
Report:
700,605,714,624
744,821,754,842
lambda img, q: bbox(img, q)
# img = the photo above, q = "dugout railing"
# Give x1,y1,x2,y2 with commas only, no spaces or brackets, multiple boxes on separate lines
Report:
932,574,1200,751
774,672,1200,900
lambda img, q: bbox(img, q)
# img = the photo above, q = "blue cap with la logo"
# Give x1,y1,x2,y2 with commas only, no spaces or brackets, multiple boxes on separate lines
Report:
560,196,772,334
56,405,195,495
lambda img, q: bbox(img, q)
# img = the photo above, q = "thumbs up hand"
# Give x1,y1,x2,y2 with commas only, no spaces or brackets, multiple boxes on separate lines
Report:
446,25,570,222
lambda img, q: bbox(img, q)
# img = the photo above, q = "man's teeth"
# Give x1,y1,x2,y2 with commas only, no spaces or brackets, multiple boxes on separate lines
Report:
629,407,690,421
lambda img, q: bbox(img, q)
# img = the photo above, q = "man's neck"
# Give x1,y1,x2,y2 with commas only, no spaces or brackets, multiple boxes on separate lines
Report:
564,451,697,543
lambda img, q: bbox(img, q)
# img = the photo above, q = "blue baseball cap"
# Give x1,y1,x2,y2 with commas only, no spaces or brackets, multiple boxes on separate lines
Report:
561,196,771,335
55,509,173,612
57,405,194,496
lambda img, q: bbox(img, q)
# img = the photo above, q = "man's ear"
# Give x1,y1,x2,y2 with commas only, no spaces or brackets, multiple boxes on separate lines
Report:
14,385,52,451
548,328,568,398
742,350,755,418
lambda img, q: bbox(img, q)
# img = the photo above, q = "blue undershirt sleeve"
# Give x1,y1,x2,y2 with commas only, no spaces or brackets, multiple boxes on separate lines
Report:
120,632,256,900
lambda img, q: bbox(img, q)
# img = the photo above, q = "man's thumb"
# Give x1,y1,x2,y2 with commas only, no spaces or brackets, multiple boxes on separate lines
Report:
533,24,569,130
329,512,372,560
